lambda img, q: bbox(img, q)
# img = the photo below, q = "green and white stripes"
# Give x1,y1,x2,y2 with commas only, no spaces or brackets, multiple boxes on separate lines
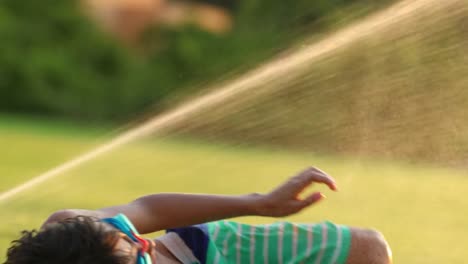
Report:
206,221,351,264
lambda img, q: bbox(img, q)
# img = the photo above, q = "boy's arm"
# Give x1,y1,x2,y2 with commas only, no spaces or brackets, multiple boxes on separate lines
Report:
43,167,337,234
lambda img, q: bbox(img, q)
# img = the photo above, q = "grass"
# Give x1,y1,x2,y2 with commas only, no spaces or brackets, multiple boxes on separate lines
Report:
1,116,467,263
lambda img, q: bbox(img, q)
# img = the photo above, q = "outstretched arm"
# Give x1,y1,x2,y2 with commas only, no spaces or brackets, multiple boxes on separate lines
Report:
43,167,337,234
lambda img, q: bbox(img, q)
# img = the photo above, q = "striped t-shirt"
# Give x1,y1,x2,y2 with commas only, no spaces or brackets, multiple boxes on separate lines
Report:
167,220,351,264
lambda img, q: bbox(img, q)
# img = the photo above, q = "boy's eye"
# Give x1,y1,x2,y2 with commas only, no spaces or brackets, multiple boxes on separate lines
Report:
122,234,141,250
116,233,154,264
116,233,140,258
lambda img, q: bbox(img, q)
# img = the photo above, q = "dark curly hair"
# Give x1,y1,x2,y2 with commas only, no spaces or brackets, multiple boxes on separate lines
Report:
4,216,131,264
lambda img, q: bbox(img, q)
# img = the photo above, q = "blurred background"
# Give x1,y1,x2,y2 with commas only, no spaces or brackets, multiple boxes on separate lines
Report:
1,0,468,263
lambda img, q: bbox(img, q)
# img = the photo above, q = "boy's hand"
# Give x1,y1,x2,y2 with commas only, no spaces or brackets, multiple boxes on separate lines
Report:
253,167,338,217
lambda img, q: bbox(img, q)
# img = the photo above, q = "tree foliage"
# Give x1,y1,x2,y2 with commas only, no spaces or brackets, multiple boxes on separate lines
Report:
0,0,391,120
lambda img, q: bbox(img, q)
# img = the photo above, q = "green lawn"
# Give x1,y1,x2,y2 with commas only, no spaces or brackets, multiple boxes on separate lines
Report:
1,116,467,263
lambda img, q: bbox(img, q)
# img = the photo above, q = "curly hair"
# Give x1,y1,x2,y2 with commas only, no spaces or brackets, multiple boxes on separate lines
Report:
4,216,131,264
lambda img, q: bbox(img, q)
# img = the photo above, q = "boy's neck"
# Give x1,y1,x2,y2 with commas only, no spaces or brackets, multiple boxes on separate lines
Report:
154,239,181,263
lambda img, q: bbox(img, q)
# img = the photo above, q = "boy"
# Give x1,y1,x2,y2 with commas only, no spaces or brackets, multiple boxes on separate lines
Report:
5,167,392,264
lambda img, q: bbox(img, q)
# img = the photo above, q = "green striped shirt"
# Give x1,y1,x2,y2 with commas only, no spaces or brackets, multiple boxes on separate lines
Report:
204,221,351,264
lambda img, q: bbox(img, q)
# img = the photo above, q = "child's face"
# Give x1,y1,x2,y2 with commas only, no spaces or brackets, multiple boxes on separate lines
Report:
113,231,156,264
103,222,181,264
112,231,180,264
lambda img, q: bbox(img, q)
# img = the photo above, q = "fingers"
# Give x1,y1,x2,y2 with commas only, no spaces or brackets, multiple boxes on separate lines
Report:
265,167,338,217
293,192,326,212
304,192,326,204
295,167,338,191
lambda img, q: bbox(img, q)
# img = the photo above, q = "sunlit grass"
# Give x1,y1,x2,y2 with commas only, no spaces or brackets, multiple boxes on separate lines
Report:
1,117,467,263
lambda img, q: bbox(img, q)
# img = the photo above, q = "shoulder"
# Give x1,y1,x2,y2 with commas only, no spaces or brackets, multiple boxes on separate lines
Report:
346,227,392,264
42,210,76,227
41,209,105,228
